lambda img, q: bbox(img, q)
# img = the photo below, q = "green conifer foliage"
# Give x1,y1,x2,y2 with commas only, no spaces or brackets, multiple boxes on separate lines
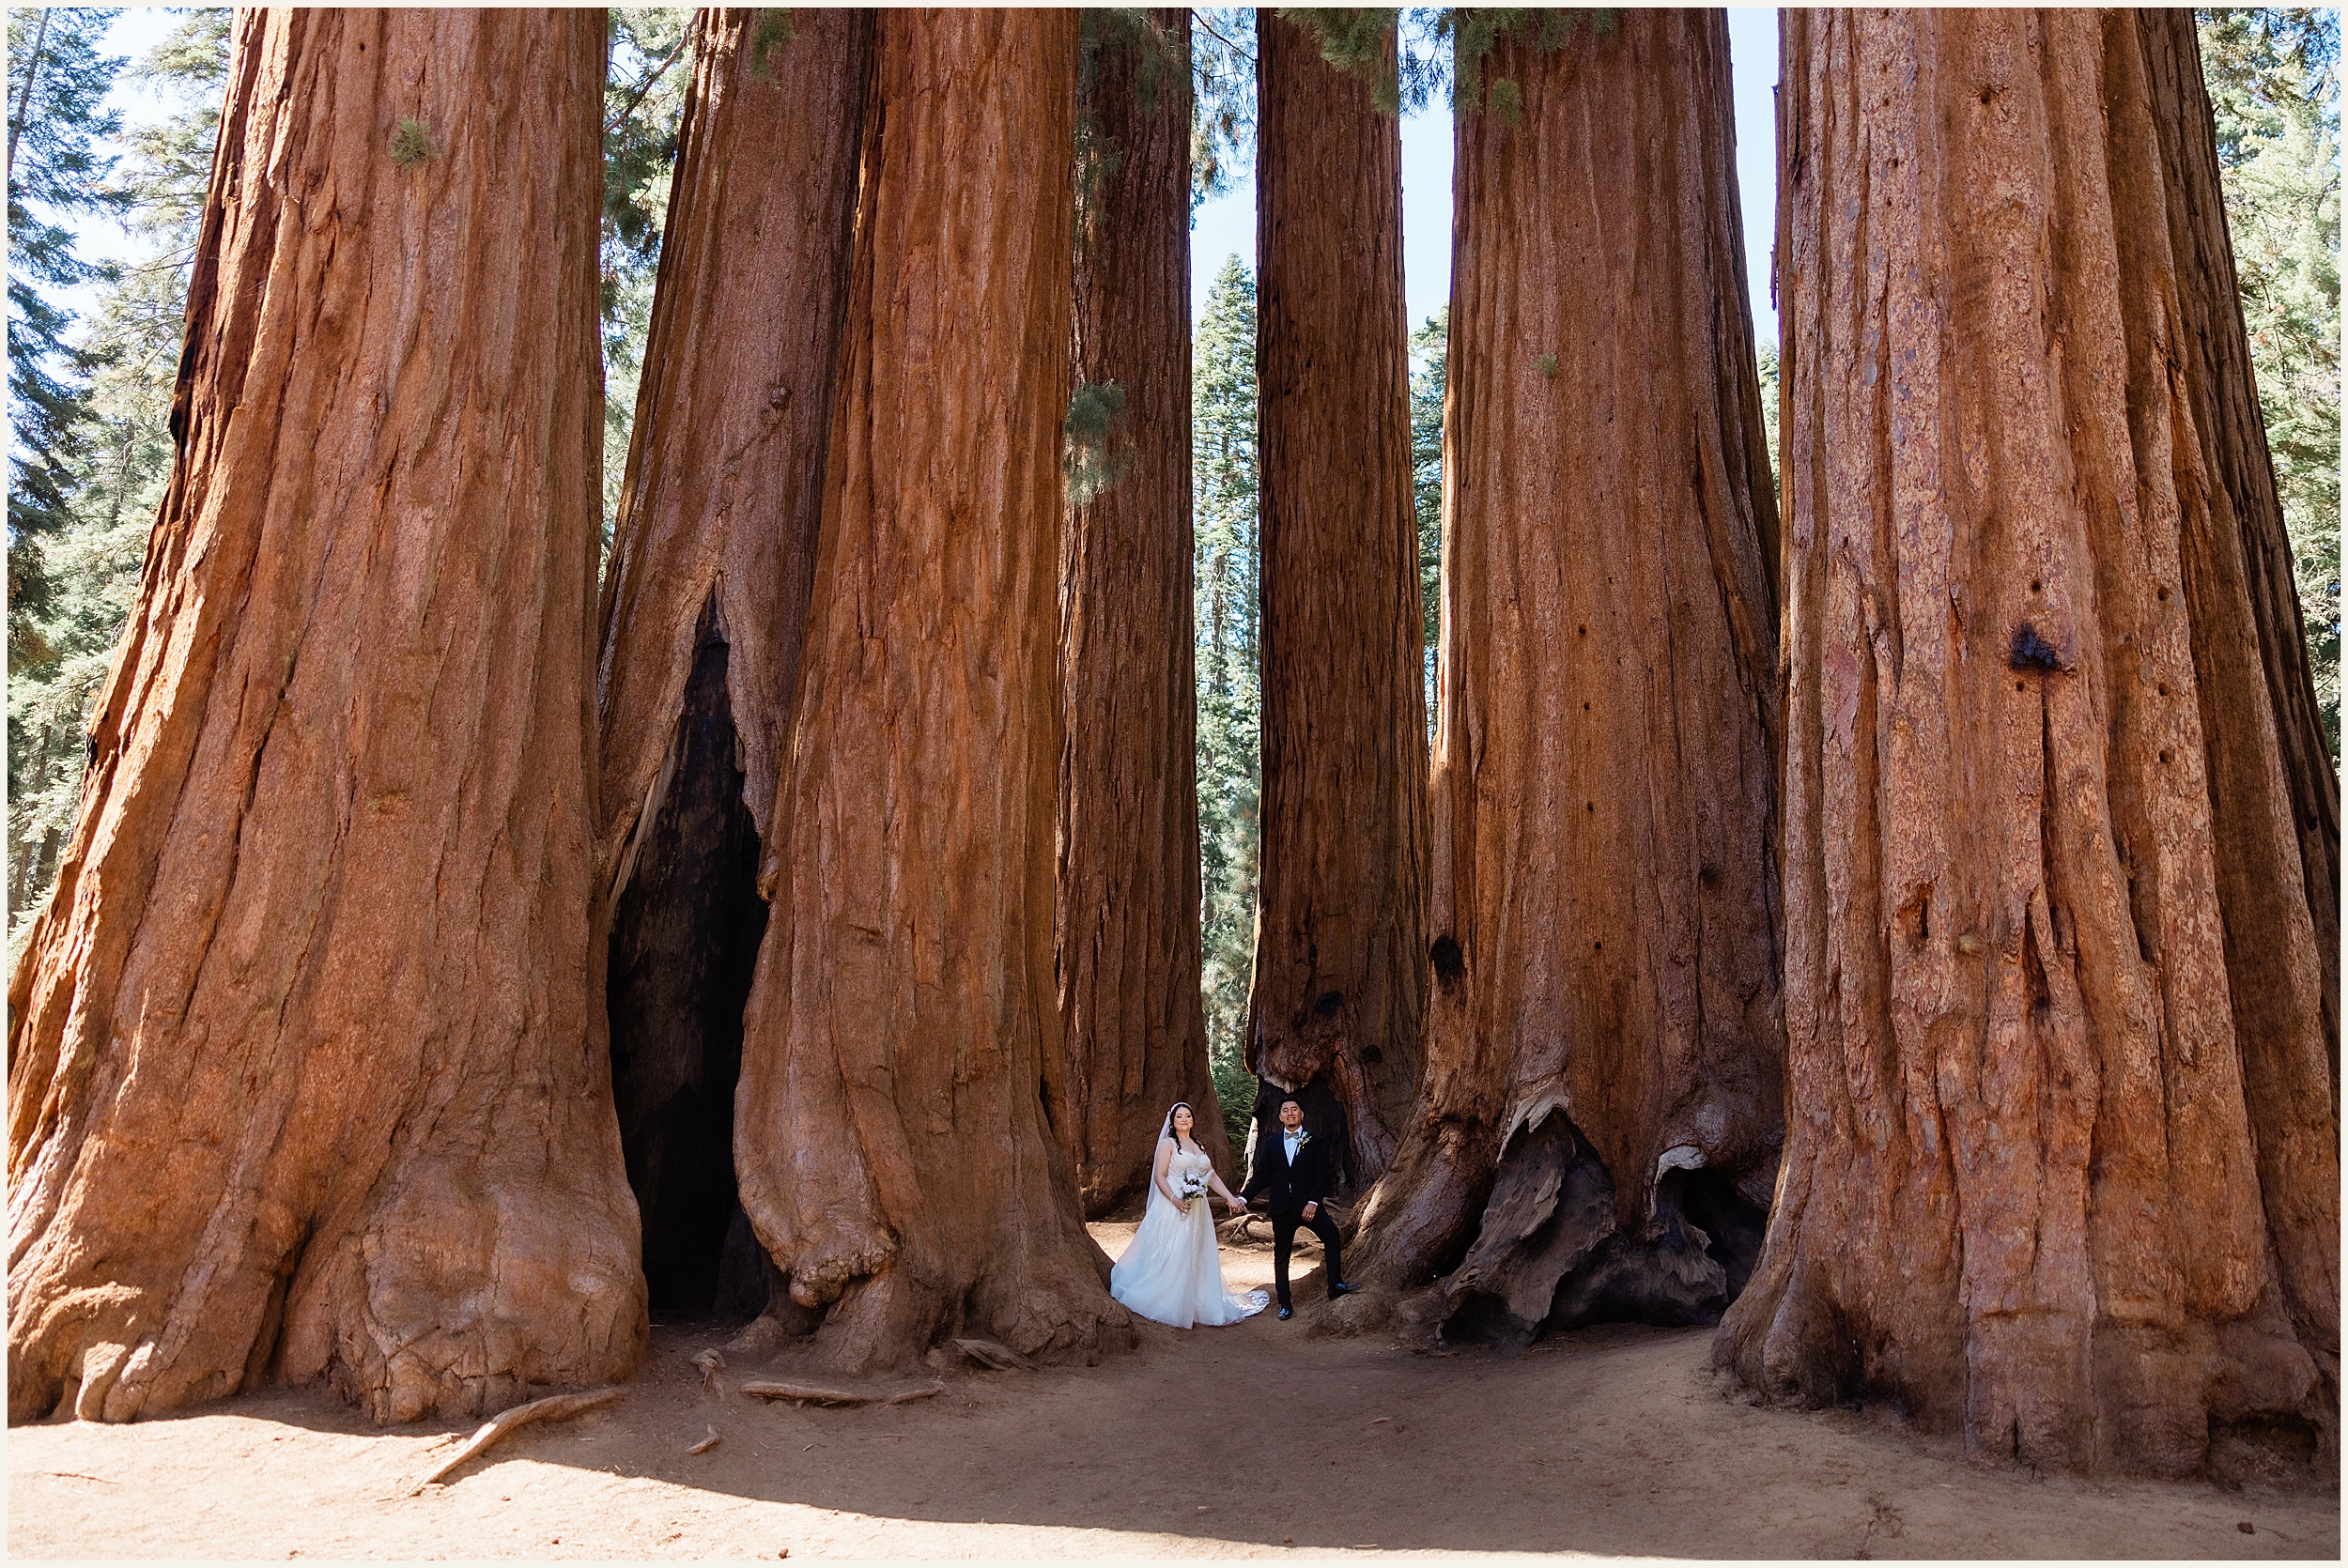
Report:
600,9,693,546
1754,339,1781,500
1191,254,1261,1153
8,8,193,944
1190,8,1256,204
2199,8,2340,762
1410,308,1444,723
7,7,125,673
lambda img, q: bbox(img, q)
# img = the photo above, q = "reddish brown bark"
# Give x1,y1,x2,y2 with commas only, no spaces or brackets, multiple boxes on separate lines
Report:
1059,9,1229,1218
1718,8,2338,1478
730,9,1129,1373
1248,12,1429,1186
6,9,641,1423
595,8,869,1313
1350,13,1783,1345
596,8,867,899
2133,10,2340,1095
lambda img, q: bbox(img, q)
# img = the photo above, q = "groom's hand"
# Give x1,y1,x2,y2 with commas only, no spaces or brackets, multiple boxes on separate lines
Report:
1302,1201,1318,1222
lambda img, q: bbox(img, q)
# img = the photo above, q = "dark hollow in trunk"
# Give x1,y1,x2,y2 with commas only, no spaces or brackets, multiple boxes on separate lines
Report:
1438,1113,1771,1356
606,602,770,1318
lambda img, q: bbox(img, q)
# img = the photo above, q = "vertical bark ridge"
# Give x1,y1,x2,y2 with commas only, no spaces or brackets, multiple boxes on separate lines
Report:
1059,8,1229,1217
731,9,1130,1375
1352,12,1783,1345
592,8,870,1314
595,8,870,904
1718,8,2337,1479
1248,12,1429,1186
2126,11,2339,1098
7,8,640,1425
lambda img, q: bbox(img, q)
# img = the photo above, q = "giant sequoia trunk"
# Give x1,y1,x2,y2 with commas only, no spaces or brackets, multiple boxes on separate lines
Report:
1352,12,1783,1347
1059,8,1229,1218
1247,13,1429,1186
2133,10,2340,1093
1718,9,2339,1479
730,9,1129,1373
5,9,641,1423
595,8,869,1314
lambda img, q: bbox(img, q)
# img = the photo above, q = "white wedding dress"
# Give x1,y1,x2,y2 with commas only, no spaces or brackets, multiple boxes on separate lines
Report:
1110,1144,1269,1329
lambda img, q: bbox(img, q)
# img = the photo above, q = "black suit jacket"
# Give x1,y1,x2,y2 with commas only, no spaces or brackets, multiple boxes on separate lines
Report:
1244,1126,1334,1220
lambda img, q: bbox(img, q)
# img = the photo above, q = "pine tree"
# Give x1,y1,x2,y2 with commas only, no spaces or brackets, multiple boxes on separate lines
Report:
598,8,693,549
1409,308,1444,722
1190,254,1261,1156
7,8,125,685
2198,8,2340,761
8,11,224,945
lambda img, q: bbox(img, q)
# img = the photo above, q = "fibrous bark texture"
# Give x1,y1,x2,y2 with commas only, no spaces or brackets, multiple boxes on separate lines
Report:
2132,10,2340,1093
1059,8,1228,1218
1719,8,2339,1479
594,8,868,1314
595,7,867,895
1352,13,1784,1349
6,9,641,1424
731,9,1130,1373
1248,13,1429,1186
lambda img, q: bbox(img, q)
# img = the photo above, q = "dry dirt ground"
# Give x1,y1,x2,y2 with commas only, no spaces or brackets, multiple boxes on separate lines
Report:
8,1223,2338,1560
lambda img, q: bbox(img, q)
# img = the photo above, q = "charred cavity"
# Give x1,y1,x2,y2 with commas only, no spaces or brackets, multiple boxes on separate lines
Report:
607,607,772,1320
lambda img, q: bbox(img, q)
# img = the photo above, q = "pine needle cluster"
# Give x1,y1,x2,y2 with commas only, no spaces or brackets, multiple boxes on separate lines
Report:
1062,380,1135,505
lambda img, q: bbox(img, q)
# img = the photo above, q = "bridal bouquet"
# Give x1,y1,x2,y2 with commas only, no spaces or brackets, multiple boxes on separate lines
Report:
1179,1172,1208,1202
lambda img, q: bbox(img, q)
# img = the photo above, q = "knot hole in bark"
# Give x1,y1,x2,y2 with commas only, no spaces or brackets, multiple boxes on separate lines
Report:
2007,622,2067,673
1430,934,1466,988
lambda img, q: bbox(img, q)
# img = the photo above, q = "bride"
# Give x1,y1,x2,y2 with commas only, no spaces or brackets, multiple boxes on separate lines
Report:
1109,1103,1269,1329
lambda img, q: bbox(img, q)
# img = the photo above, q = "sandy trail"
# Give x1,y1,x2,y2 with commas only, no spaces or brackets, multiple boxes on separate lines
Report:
8,1225,2335,1560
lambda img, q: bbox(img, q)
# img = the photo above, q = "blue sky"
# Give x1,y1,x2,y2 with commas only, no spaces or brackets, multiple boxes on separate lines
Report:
61,7,1784,348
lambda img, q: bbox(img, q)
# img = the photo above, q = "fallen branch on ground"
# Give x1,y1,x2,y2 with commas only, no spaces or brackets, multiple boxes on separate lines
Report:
406,1387,626,1494
739,1379,945,1407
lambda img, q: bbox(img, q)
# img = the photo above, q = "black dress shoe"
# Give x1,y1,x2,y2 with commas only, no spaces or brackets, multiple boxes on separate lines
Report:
1277,1304,1293,1320
1328,1282,1362,1299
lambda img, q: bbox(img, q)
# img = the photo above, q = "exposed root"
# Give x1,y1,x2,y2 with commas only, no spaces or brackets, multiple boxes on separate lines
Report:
739,1378,946,1407
686,1426,722,1455
690,1348,727,1398
406,1387,626,1494
951,1338,1036,1372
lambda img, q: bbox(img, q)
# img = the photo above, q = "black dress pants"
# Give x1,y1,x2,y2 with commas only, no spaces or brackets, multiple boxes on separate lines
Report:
1271,1207,1343,1307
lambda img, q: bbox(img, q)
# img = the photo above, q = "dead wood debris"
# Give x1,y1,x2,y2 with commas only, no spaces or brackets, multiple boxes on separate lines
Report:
739,1379,946,1407
407,1387,626,1494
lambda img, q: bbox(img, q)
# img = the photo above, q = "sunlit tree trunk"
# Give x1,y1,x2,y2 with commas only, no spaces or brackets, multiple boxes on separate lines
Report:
595,8,870,1313
1247,11,1428,1186
6,8,640,1424
1351,10,1783,1346
2133,9,2340,1094
1058,8,1229,1217
730,9,1130,1373
1718,8,2338,1479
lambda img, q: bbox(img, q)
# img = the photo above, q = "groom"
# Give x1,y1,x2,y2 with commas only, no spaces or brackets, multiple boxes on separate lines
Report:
1241,1094,1362,1319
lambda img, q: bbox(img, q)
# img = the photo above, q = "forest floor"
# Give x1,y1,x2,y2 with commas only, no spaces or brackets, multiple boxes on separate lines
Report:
8,1222,2337,1560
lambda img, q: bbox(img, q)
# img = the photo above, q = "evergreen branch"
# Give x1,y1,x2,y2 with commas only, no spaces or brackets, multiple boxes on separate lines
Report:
604,28,690,138
8,7,52,180
1195,11,1256,66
